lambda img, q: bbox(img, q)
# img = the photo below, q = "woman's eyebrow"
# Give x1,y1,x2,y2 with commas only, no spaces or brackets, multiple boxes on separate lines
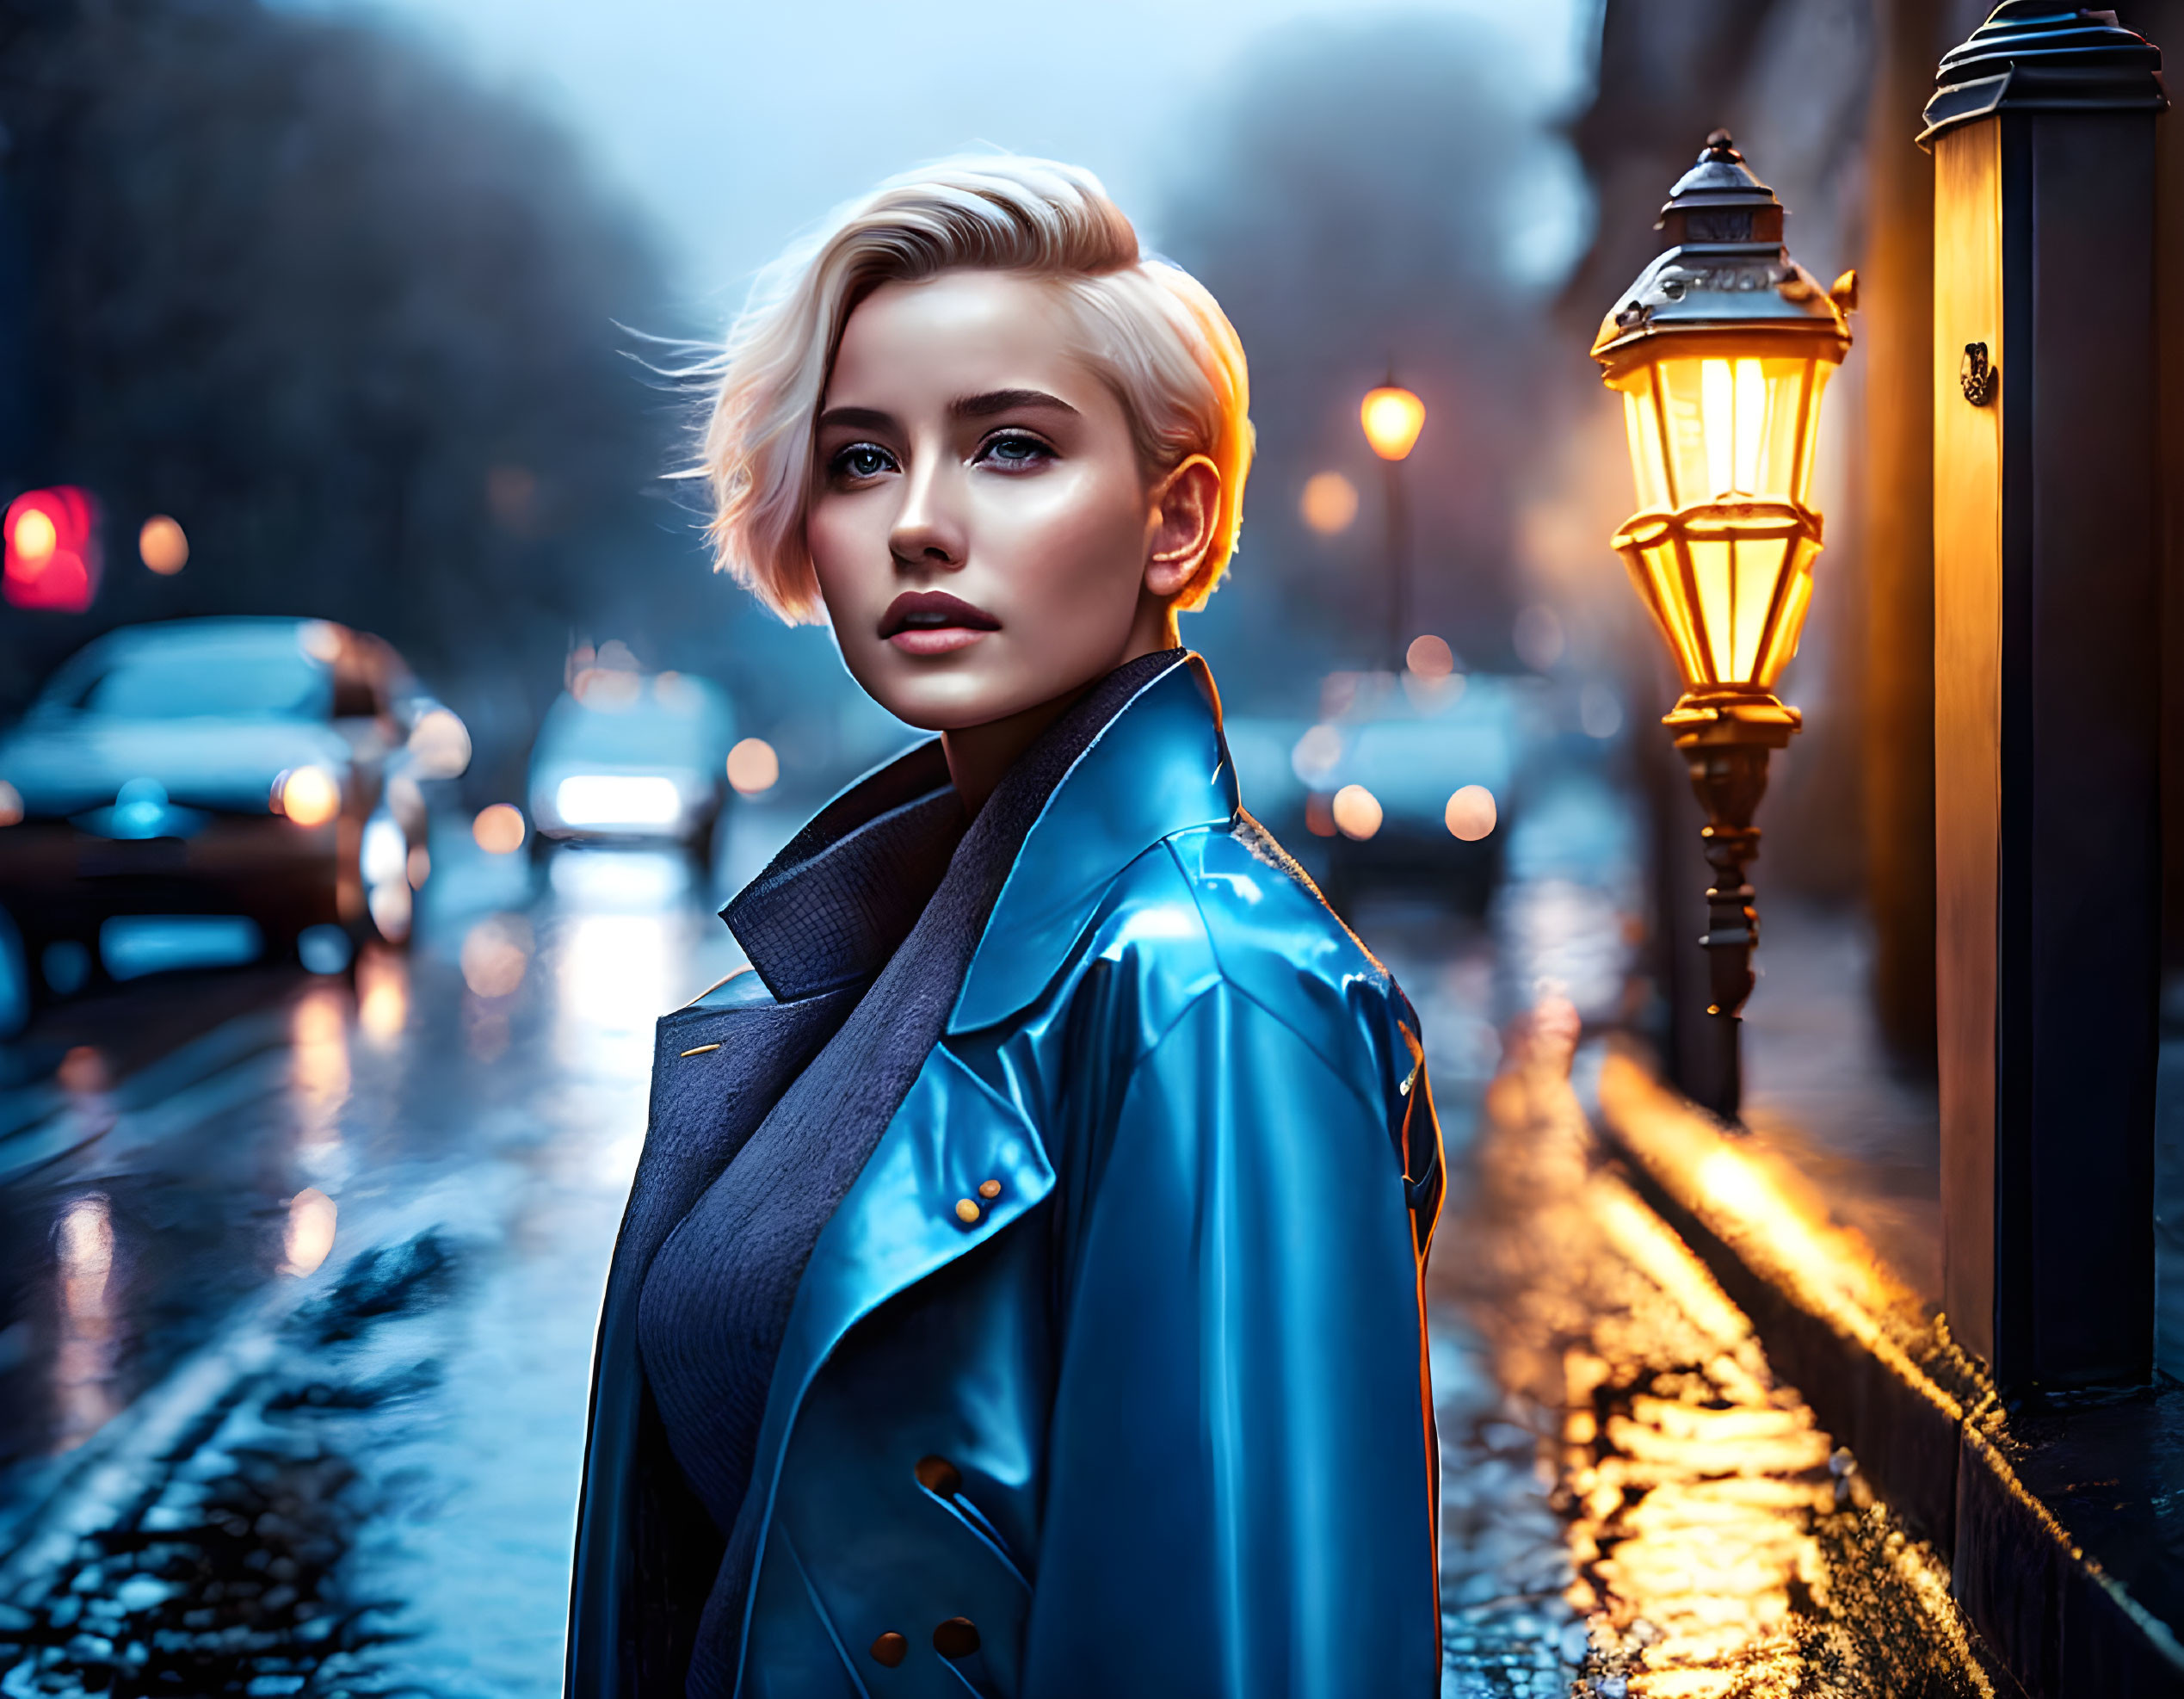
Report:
949,388,1080,420
817,405,895,432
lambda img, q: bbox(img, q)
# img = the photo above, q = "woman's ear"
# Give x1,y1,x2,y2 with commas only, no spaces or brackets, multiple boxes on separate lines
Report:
1144,456,1222,601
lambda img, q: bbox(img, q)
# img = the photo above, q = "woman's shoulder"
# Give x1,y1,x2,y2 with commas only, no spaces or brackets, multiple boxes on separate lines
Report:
1086,810,1416,1061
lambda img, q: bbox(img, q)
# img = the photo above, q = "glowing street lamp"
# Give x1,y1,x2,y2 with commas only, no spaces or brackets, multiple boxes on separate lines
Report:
1360,386,1426,462
1592,131,1855,1116
1360,380,1425,670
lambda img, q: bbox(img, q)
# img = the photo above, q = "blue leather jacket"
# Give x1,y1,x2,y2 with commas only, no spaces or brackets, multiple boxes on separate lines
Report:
571,657,1444,1697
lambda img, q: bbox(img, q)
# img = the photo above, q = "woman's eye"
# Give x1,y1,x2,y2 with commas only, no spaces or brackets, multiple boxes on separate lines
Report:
830,443,896,482
977,432,1054,470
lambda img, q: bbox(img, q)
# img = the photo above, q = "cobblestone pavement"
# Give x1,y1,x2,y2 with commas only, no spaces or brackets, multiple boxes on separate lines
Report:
0,813,1996,1697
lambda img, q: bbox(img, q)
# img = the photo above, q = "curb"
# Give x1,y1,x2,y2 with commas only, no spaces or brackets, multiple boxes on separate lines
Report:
1591,1047,2184,1699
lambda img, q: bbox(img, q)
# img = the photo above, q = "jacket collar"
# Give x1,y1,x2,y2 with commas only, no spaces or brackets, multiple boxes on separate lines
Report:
722,740,961,1002
948,652,1236,1033
725,653,1237,1021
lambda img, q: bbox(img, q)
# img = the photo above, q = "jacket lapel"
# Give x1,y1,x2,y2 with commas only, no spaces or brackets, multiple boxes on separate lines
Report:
949,653,1237,1035
731,1042,1052,1687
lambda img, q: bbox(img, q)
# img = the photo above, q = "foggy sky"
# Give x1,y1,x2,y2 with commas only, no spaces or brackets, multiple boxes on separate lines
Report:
274,0,1601,319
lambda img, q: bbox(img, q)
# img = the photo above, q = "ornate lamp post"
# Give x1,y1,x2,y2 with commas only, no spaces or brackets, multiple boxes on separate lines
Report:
1591,131,1855,1118
1360,380,1426,671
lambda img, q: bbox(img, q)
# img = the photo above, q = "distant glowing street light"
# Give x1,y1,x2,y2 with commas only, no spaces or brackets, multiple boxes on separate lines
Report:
1360,380,1426,670
139,516,188,575
1360,386,1427,461
1592,130,1855,1118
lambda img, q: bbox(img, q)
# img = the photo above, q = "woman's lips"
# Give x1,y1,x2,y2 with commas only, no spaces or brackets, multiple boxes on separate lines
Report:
890,627,990,656
880,590,999,657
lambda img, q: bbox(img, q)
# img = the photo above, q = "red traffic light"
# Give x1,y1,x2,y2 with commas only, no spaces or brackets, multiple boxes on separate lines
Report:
4,487,100,612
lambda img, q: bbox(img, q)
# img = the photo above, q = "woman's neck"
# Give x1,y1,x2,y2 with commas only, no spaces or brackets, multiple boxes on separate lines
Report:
941,692,1086,816
943,606,1180,814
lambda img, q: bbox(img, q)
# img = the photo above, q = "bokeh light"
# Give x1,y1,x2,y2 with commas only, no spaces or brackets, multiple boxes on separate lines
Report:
726,738,780,796
53,1191,118,1448
279,766,341,827
0,780,22,827
1331,783,1383,840
59,1046,107,1094
472,803,527,854
57,1194,114,1311
4,487,98,612
15,509,57,562
1406,633,1454,677
1299,471,1360,535
1290,723,1343,787
138,516,188,574
355,946,409,1045
461,912,533,998
406,707,472,778
1447,784,1498,841
1580,683,1624,739
367,880,412,942
281,1189,338,1276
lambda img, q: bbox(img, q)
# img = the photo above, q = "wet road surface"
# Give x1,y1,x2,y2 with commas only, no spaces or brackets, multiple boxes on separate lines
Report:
0,804,1996,1697
2,843,738,1695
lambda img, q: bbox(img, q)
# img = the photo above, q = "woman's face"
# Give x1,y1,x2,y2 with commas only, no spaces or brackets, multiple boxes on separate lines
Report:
808,270,1199,733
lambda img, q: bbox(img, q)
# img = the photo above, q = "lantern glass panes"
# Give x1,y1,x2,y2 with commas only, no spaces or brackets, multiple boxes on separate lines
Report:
1607,350,1832,513
1613,502,1820,694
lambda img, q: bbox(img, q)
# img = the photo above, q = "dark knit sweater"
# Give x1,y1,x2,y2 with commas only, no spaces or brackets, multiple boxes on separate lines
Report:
633,650,1184,1696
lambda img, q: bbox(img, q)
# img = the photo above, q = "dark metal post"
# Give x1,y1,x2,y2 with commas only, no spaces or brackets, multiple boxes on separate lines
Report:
1384,454,1408,672
1924,4,2167,1391
1675,719,1793,1121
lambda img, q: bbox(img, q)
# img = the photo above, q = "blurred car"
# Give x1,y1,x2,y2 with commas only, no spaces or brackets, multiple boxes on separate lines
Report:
527,667,733,863
0,616,468,1028
1224,671,1533,917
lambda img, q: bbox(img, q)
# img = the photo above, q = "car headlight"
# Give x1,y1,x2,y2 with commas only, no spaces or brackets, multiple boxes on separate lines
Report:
552,775,682,829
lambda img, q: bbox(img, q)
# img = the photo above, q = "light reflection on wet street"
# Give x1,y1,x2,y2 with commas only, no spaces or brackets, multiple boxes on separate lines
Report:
0,842,740,1695
0,805,1991,1696
1373,775,1992,1699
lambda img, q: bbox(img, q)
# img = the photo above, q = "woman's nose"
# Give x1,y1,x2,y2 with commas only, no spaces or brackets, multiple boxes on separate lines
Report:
889,456,966,571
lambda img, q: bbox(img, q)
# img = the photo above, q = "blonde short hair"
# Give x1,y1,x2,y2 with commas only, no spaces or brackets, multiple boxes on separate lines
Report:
697,155,1254,625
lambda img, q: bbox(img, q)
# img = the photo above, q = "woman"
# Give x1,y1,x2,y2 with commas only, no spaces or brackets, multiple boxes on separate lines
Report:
567,156,1444,1699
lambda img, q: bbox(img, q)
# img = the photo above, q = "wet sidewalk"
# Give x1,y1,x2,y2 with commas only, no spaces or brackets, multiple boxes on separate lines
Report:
1375,879,1996,1698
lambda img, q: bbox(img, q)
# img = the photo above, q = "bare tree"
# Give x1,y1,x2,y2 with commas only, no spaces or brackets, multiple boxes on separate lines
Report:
0,0,711,789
